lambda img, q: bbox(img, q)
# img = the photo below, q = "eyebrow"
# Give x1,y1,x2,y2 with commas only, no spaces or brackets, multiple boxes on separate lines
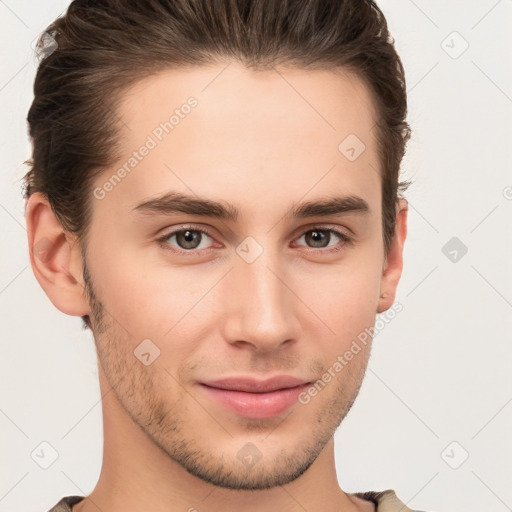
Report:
131,192,370,221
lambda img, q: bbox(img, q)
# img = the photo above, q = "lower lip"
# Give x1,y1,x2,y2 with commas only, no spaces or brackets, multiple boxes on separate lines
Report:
200,383,310,419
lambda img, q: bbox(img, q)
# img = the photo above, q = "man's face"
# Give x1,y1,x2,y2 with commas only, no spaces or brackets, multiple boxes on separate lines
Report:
85,63,387,489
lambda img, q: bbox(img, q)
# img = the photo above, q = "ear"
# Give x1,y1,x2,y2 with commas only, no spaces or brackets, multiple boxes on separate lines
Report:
25,192,90,317
377,198,408,314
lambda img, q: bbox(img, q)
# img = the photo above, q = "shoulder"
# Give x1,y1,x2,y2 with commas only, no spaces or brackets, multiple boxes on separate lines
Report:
351,489,433,511
45,496,85,512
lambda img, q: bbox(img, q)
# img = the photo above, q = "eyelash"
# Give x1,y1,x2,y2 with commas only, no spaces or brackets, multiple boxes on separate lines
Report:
156,224,352,256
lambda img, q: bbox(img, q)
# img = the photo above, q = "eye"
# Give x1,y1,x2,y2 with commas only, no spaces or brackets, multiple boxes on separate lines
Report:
157,226,215,252
156,225,352,255
294,227,351,252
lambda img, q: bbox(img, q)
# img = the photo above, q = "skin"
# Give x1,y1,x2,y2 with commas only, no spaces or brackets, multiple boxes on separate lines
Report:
26,62,407,512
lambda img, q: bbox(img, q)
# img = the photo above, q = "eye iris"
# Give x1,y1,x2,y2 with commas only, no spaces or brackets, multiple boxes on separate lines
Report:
177,230,201,249
306,229,329,248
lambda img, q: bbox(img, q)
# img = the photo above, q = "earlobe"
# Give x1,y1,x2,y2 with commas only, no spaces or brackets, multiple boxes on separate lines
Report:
377,198,408,314
25,192,90,317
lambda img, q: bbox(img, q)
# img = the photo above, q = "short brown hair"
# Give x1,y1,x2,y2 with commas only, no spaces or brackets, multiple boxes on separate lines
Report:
24,0,411,280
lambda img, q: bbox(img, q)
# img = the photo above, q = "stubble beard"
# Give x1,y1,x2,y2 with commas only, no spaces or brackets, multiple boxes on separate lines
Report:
82,260,369,491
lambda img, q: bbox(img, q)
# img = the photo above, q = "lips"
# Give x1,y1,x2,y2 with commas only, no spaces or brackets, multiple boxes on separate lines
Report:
201,375,309,393
199,375,311,419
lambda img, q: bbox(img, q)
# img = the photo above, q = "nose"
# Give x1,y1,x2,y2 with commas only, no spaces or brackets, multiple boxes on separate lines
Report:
220,250,301,352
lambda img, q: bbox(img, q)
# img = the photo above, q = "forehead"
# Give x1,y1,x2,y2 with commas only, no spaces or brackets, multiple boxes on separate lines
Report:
95,62,381,217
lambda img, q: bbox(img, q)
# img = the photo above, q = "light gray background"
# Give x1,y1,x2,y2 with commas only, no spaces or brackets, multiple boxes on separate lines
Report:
1,1,511,511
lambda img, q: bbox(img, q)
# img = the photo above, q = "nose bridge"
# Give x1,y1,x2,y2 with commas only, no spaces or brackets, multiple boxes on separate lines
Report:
221,244,299,351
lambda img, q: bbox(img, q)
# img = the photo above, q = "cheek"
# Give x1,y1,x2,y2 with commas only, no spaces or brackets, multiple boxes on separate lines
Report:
90,244,220,348
89,221,384,351
303,251,383,345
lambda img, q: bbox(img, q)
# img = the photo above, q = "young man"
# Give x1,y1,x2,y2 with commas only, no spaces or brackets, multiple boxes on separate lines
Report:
24,1,425,510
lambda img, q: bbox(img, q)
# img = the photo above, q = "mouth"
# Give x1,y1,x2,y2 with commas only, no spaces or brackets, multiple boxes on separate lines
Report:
199,375,312,419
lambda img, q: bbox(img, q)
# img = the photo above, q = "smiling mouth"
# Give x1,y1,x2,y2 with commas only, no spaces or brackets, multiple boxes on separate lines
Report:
199,376,312,419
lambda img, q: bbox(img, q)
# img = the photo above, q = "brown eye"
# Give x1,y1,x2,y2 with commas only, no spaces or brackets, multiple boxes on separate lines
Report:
175,230,203,249
158,226,215,252
304,229,331,248
296,228,349,250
